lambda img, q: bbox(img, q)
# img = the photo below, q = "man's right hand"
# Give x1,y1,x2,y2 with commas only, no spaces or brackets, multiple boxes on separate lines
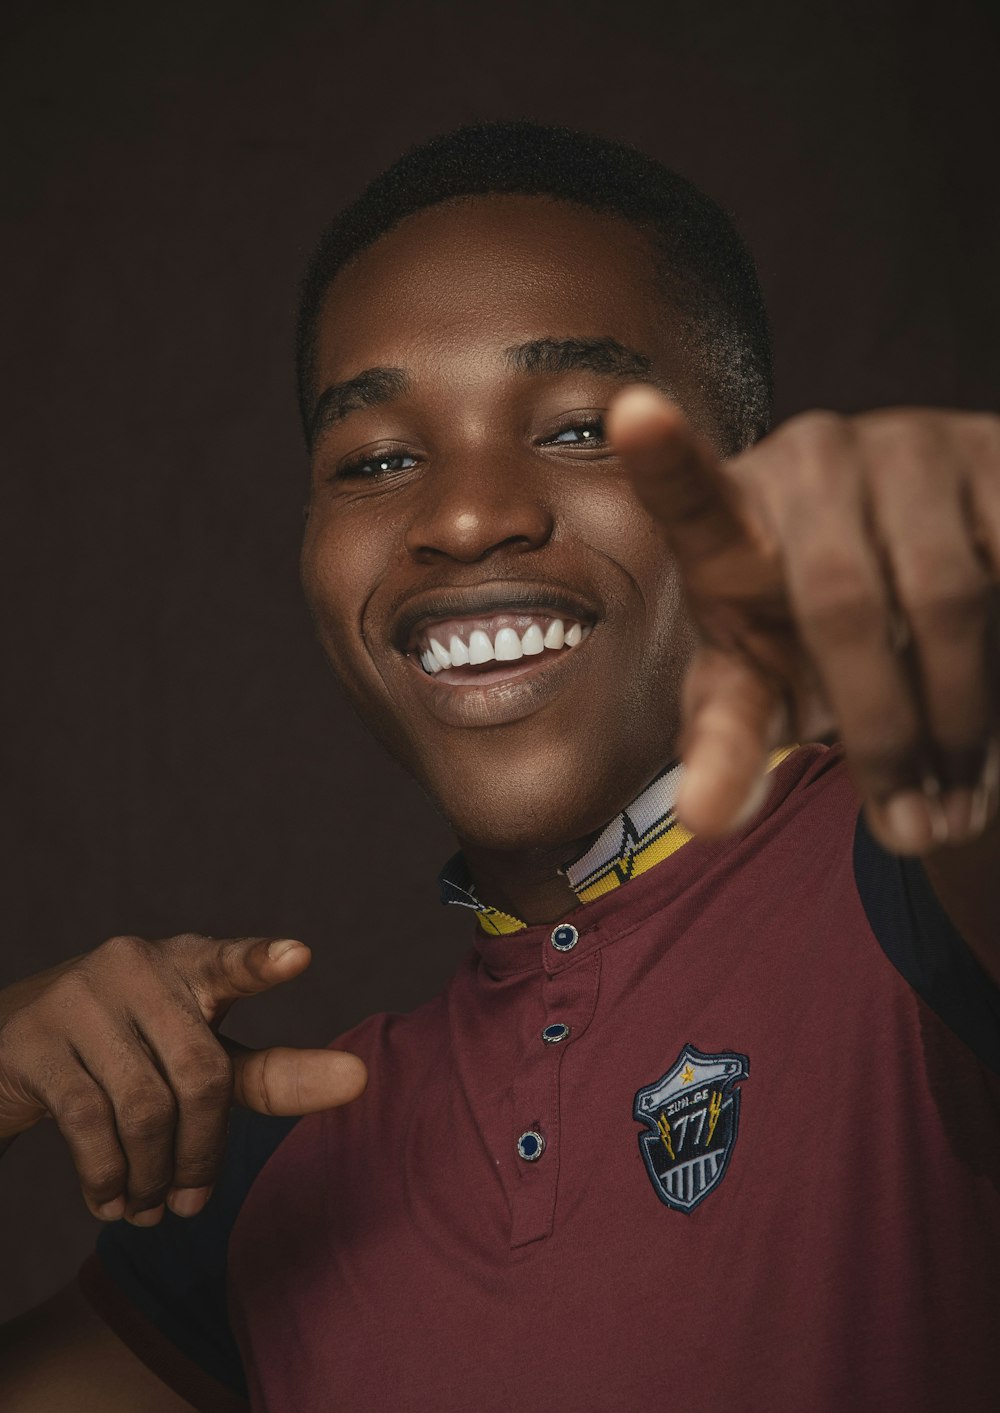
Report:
0,934,366,1227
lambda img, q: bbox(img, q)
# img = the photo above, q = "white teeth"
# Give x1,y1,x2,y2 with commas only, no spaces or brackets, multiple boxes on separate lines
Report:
543,619,565,650
418,615,592,675
468,629,495,665
429,637,451,669
494,627,523,661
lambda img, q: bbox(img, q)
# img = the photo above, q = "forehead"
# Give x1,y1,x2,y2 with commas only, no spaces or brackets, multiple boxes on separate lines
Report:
312,194,672,387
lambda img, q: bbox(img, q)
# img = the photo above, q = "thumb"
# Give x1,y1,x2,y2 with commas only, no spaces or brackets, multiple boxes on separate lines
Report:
220,1036,369,1115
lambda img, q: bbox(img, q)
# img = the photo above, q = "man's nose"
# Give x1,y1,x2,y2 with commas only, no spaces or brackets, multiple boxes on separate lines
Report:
403,452,554,564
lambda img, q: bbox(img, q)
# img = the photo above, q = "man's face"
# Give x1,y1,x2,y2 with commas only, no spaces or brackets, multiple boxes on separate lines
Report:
300,194,712,854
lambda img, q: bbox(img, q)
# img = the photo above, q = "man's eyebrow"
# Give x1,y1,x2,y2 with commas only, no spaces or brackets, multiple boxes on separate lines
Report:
309,367,410,445
309,337,670,446
503,336,670,391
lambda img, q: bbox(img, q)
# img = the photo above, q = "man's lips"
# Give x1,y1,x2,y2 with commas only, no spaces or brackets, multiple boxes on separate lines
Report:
385,580,603,729
396,617,599,729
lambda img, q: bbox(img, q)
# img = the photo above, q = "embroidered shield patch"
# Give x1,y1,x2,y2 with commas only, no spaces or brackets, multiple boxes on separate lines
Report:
634,1043,749,1212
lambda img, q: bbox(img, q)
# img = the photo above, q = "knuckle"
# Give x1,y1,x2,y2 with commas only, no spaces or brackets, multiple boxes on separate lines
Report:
174,1152,223,1183
129,1184,172,1209
173,1053,233,1106
0,1009,31,1053
780,409,847,447
905,582,988,637
868,414,935,453
797,565,879,642
860,407,939,448
44,968,94,1009
57,1086,112,1130
163,933,223,997
97,934,147,962
118,1091,177,1138
165,932,212,951
961,410,1000,454
90,937,152,984
252,1049,277,1117
849,737,924,799
764,414,849,493
85,1158,128,1195
893,540,964,597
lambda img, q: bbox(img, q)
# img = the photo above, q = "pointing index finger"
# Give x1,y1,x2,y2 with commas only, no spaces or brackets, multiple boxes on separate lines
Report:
606,385,752,574
177,936,312,1023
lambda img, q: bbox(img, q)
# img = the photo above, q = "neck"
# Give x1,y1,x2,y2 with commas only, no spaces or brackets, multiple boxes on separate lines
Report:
453,751,687,927
458,832,600,926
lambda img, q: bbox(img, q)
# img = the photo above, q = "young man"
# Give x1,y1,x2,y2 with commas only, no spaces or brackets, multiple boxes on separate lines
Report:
1,121,998,1410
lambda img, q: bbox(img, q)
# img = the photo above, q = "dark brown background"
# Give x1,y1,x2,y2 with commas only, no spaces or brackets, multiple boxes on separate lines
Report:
1,0,996,1323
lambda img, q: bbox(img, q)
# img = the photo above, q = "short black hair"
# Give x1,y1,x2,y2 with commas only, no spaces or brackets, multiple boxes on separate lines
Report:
295,119,773,455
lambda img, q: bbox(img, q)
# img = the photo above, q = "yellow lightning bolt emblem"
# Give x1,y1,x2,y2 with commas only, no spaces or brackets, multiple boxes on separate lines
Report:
657,1112,675,1159
705,1090,723,1146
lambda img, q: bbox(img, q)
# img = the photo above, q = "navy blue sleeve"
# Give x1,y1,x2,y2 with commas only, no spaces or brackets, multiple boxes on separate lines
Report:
77,1106,300,1408
853,808,1000,1074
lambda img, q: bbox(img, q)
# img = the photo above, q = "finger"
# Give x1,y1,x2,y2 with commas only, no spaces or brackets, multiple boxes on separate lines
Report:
769,422,932,853
72,1029,180,1224
676,645,785,835
168,935,312,1024
221,1037,368,1117
963,414,1000,833
130,1003,235,1218
866,420,994,842
961,412,1000,576
607,385,754,582
32,1060,128,1222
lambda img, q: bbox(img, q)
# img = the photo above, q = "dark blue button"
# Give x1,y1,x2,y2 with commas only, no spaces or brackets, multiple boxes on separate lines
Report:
541,1022,571,1045
517,1130,545,1161
550,924,579,952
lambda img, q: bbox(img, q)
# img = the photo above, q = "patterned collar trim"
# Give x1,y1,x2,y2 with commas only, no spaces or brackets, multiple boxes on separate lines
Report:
437,854,529,937
438,747,796,934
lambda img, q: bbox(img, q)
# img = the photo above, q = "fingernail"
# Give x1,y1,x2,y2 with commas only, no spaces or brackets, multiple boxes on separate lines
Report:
883,791,934,853
268,938,304,961
129,1204,165,1227
96,1197,125,1221
167,1186,212,1218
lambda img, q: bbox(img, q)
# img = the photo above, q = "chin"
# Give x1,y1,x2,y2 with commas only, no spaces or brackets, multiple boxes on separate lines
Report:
424,745,662,857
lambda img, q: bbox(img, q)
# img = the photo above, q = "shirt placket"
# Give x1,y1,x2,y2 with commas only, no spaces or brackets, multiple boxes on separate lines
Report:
509,925,601,1249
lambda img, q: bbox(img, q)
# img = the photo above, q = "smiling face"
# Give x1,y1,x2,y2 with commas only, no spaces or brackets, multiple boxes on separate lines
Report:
300,194,712,858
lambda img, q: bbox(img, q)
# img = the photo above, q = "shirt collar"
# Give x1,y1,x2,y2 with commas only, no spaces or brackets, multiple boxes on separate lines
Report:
438,748,797,934
438,755,685,935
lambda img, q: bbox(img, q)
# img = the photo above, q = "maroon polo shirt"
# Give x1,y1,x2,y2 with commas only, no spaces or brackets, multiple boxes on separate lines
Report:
77,745,1000,1411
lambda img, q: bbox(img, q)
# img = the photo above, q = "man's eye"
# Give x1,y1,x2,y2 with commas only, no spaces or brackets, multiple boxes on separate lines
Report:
547,418,606,446
338,450,418,479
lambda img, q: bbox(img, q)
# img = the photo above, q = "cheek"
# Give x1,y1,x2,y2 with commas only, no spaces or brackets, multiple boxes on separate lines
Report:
299,515,374,668
572,482,689,636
